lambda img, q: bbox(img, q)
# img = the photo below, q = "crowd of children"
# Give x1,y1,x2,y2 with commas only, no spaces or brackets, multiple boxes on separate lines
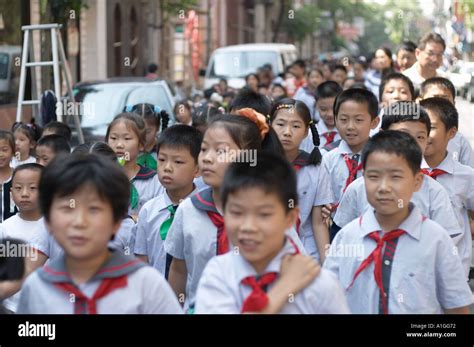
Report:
0,31,472,315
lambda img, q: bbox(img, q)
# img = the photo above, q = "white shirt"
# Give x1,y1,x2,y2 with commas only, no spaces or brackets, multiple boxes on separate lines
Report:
447,132,474,168
402,62,447,89
321,139,363,203
324,204,473,314
333,175,463,242
299,121,341,154
421,152,474,278
10,156,36,168
195,237,349,314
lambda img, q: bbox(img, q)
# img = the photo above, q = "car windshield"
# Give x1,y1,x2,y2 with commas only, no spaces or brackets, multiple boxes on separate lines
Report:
0,53,9,79
209,51,279,78
74,83,173,128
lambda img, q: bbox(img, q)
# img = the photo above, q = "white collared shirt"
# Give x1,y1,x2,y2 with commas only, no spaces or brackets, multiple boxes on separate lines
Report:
333,175,463,242
421,152,474,278
447,132,474,168
321,139,363,203
324,204,473,314
195,238,350,314
299,121,341,154
402,62,447,89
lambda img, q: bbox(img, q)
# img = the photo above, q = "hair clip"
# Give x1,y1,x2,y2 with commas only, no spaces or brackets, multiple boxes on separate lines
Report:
125,105,133,112
153,105,161,113
309,120,314,125
275,104,293,111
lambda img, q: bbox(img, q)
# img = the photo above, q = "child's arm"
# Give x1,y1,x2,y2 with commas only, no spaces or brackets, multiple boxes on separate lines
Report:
136,255,149,263
168,257,188,304
260,254,320,314
311,206,329,263
444,306,470,314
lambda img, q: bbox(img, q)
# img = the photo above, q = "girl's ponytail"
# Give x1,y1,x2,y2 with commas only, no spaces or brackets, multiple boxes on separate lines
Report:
308,120,322,166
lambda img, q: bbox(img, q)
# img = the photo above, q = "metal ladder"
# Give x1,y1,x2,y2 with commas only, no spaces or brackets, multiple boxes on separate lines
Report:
16,23,84,144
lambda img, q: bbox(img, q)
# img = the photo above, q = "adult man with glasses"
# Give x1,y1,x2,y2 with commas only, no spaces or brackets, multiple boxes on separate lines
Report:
403,32,447,90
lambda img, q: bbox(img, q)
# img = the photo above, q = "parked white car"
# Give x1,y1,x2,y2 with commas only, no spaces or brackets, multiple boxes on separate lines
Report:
204,43,298,89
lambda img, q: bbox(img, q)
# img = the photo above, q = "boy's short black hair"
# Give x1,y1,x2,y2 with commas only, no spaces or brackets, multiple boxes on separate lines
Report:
291,59,306,70
379,72,415,101
332,64,348,73
315,81,343,101
72,142,117,163
420,77,456,101
362,130,422,175
39,154,129,223
334,88,379,120
37,134,71,155
43,122,72,142
397,40,417,53
230,87,272,116
381,101,431,135
419,97,458,130
12,163,43,182
156,124,203,163
221,152,298,213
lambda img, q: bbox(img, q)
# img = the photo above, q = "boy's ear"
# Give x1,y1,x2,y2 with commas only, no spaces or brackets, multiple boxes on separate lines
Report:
447,127,457,141
413,171,424,193
370,116,380,129
193,164,200,179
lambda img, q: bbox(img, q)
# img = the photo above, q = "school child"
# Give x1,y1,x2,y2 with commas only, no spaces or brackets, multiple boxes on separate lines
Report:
41,121,72,143
270,83,288,102
419,77,474,167
16,154,182,314
0,131,18,222
396,40,417,72
334,101,463,244
134,125,201,277
165,111,302,312
195,152,349,314
300,81,343,154
11,122,41,168
269,99,334,262
294,68,325,121
324,130,473,314
331,64,348,87
174,100,193,126
321,88,380,237
35,135,71,166
191,103,222,135
0,163,43,312
106,113,163,219
229,87,272,116
420,97,474,278
125,103,170,170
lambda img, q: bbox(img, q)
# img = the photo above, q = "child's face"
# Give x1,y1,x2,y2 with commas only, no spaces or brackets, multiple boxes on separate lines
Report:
387,122,429,154
225,187,298,273
424,109,456,159
175,106,192,125
421,85,454,105
199,126,240,189
157,145,199,192
336,100,379,152
46,184,121,261
317,97,336,128
396,49,416,72
308,71,324,88
107,121,143,162
381,79,413,108
11,169,41,213
144,119,158,149
332,70,347,86
0,139,14,168
36,144,56,166
353,63,365,80
14,130,33,157
271,87,285,99
365,151,423,220
271,109,308,154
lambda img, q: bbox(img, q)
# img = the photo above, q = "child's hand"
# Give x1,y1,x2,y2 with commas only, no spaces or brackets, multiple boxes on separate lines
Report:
279,254,320,295
321,203,333,220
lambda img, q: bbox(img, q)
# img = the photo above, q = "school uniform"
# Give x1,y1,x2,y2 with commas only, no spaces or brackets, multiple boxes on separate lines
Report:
16,250,183,314
0,176,18,223
324,203,473,314
421,152,474,278
195,237,349,314
333,175,464,243
321,139,364,204
136,148,158,171
10,156,36,168
294,86,318,122
164,187,305,310
134,187,198,276
0,215,44,312
293,151,335,260
30,217,137,263
129,165,163,216
447,132,474,168
299,121,341,154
